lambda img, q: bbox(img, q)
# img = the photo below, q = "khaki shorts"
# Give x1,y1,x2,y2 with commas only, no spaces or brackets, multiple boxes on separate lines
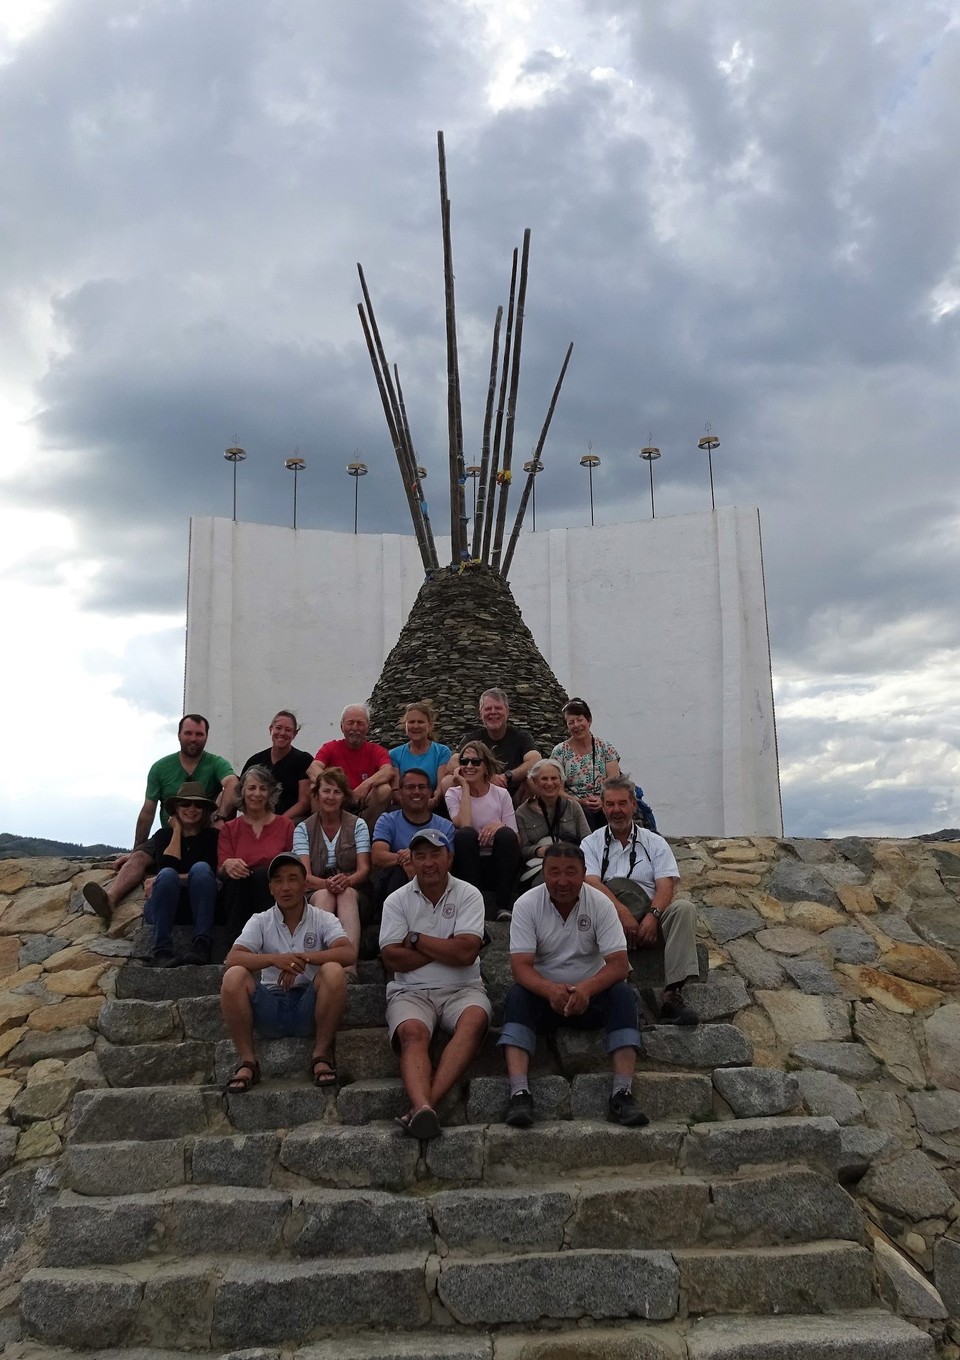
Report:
386,984,491,1044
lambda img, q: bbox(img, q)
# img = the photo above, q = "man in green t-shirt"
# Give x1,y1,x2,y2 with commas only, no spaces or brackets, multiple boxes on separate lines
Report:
82,714,238,923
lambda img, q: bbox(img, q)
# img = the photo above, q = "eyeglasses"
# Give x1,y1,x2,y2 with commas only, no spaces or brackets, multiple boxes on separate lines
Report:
459,756,484,767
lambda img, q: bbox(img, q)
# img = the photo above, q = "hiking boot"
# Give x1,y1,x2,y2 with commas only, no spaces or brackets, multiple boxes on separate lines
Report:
180,939,212,966
608,1090,650,1127
505,1090,534,1128
143,950,177,968
82,882,112,922
659,992,699,1026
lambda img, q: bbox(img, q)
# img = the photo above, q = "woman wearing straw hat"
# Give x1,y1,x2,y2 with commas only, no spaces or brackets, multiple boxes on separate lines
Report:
142,782,220,967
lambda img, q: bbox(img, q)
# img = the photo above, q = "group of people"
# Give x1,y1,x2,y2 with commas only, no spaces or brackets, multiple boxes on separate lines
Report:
85,690,700,1133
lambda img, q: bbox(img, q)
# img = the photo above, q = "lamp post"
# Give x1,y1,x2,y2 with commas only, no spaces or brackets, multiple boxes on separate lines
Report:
465,464,481,518
579,450,600,527
640,444,660,519
223,445,246,522
523,458,544,531
284,454,306,529
698,428,720,511
346,460,368,534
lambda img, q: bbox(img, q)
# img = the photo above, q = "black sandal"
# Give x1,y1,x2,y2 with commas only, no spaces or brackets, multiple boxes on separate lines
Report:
224,1058,260,1094
311,1054,338,1088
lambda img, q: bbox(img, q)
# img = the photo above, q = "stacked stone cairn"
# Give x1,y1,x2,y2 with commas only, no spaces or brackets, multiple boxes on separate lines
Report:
0,836,958,1357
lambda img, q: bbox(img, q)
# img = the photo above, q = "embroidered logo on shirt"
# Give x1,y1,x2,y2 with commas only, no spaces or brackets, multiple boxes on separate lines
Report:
303,934,317,948
577,915,591,931
442,903,456,918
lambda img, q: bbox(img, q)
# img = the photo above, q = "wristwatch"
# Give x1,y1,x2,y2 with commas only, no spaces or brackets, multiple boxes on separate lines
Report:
408,932,420,948
649,908,663,922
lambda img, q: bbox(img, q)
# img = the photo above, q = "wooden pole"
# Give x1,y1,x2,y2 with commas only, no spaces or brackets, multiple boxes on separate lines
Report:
501,341,573,579
482,247,518,564
472,305,502,561
438,132,467,562
394,364,439,568
491,228,531,572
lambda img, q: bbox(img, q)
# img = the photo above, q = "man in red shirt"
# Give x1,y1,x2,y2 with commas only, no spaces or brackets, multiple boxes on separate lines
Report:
309,703,396,827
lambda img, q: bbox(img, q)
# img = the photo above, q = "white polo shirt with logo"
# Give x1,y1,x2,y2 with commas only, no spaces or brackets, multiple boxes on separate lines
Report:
510,882,627,983
379,873,485,990
235,901,347,989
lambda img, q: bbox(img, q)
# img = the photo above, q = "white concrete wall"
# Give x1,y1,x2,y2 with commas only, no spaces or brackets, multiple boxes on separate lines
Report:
184,508,781,836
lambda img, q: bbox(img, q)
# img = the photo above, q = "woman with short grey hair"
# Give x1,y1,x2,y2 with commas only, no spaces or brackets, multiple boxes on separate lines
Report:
515,758,591,888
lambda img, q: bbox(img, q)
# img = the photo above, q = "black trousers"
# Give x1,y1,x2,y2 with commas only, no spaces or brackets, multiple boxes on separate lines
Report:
453,826,521,916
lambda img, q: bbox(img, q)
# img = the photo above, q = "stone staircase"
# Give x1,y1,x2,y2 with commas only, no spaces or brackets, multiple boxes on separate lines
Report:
12,923,937,1359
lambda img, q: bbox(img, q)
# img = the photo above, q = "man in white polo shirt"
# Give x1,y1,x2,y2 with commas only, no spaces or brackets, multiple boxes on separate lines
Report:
499,842,648,1128
220,852,356,1094
379,829,490,1140
582,775,700,1027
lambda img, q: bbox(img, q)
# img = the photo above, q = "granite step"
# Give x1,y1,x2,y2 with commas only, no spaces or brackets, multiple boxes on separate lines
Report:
45,1167,864,1267
113,958,384,1002
66,1083,336,1143
685,1309,935,1358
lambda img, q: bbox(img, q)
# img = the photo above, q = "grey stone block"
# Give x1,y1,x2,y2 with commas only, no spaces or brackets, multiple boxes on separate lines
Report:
570,1177,709,1249
908,1089,960,1134
790,1040,879,1078
216,1035,358,1085
97,998,178,1044
0,1124,18,1173
225,1086,331,1133
213,1256,431,1345
909,899,960,953
467,1075,570,1124
874,1237,947,1319
292,1189,433,1256
336,1027,399,1081
682,974,750,1021
297,1335,492,1359
796,1069,864,1124
343,982,387,1027
484,1123,683,1183
115,962,222,1000
8,1026,97,1064
337,1078,407,1125
934,1235,960,1315
835,837,876,876
766,861,838,905
709,1168,863,1245
170,1186,290,1254
626,942,708,985
677,1240,872,1314
191,1132,279,1188
571,1072,712,1123
423,1125,485,1182
490,1332,673,1360
438,1248,679,1324
643,1024,752,1069
553,1028,613,1075
20,1267,143,1347
95,1038,214,1087
871,911,923,944
780,957,842,995
682,1115,840,1174
712,1067,799,1118
139,1262,217,1350
10,1076,79,1125
861,1150,956,1220
69,1087,213,1143
837,1127,895,1182
820,925,880,964
45,1194,163,1265
178,994,226,1041
19,934,69,966
63,1140,186,1194
725,938,784,989
433,1186,572,1251
280,1125,419,1190
698,906,764,943
686,1310,935,1359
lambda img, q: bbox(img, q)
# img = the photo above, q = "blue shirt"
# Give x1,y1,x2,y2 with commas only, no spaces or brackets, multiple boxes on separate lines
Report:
372,809,455,852
389,741,452,790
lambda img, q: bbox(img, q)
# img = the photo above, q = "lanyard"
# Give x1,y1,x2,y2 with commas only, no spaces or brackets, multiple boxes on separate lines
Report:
600,824,651,881
537,797,566,842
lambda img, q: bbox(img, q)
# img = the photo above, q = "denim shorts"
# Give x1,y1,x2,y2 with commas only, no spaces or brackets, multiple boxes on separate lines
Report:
250,982,316,1038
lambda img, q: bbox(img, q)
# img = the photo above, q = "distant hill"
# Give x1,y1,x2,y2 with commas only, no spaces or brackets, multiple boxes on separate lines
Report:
918,828,960,842
0,832,125,860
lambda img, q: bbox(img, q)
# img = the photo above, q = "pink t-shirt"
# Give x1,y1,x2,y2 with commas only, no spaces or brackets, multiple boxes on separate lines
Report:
217,815,294,870
445,783,518,833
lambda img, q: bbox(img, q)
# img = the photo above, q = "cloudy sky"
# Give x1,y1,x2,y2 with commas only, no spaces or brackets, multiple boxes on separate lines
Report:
1,0,959,847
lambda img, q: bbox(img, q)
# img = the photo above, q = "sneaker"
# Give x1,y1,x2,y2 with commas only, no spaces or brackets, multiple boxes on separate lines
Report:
505,1089,534,1128
659,992,699,1027
608,1090,650,1127
82,882,112,922
180,940,212,967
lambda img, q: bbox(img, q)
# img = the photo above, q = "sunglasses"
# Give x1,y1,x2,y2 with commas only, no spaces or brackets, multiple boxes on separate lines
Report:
177,800,206,808
460,756,485,767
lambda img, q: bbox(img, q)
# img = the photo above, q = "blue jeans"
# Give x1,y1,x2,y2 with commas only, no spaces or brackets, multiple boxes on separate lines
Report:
498,980,642,1056
147,863,217,953
250,982,317,1038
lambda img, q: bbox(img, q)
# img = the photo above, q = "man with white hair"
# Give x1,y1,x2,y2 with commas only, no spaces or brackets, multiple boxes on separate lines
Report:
308,704,395,827
457,687,541,799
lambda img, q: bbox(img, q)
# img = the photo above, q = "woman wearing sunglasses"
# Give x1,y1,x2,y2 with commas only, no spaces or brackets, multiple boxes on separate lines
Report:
141,782,220,967
445,740,521,919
